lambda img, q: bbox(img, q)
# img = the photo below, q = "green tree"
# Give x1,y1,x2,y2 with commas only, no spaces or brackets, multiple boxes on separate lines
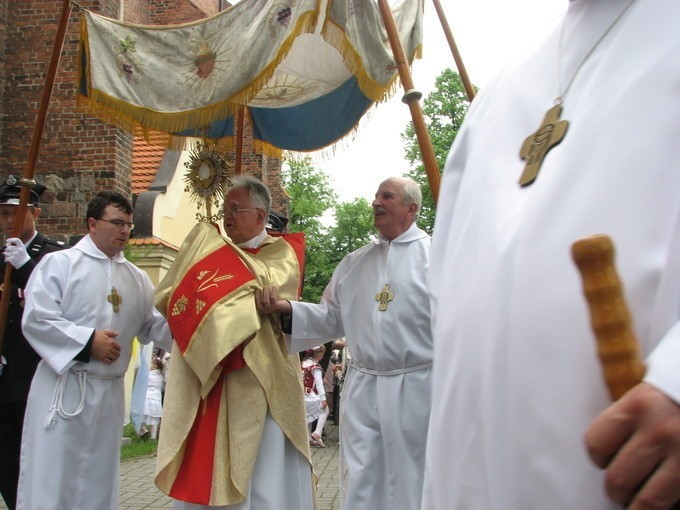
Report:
281,157,337,303
282,157,337,234
327,198,374,261
402,68,475,233
299,198,374,303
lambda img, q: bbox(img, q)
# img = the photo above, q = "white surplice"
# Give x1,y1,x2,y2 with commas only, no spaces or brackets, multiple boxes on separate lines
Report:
17,234,172,510
423,1,680,509
290,223,433,510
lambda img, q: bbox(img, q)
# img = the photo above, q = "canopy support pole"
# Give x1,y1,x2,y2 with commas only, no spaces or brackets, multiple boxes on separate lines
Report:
234,106,246,176
376,0,440,205
0,0,73,350
431,0,475,102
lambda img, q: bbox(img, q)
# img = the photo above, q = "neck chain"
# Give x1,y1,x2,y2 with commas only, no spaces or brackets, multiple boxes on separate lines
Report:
100,259,123,313
519,0,637,187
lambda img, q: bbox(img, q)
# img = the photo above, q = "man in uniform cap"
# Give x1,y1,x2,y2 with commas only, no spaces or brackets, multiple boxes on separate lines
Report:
0,175,64,509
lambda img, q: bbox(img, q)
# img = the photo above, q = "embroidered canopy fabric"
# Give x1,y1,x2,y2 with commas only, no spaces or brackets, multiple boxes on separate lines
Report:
78,0,423,154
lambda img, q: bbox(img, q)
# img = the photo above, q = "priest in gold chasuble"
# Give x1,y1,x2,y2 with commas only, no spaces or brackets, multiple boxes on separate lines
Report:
154,176,315,509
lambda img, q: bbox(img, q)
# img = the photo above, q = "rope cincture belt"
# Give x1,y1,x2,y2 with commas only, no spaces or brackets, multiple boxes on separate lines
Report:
44,369,122,429
349,360,432,376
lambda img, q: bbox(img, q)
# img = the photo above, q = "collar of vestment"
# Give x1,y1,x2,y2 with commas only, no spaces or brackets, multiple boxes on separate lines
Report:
75,234,127,263
235,228,267,249
373,223,429,246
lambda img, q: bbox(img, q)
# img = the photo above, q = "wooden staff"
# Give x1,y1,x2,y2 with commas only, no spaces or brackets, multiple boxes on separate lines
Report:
431,0,475,102
234,106,246,176
376,0,440,205
0,0,73,351
571,234,645,400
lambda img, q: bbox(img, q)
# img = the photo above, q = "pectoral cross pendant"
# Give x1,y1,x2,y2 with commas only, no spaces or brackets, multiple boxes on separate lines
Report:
519,104,569,187
375,284,394,311
107,287,122,313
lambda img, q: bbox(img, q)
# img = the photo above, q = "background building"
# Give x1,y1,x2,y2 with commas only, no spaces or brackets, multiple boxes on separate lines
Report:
0,0,289,282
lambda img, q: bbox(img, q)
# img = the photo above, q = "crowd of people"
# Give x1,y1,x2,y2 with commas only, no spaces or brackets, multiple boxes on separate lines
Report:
2,2,680,509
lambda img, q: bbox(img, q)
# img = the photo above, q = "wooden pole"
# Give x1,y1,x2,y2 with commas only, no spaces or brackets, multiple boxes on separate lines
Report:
0,0,73,351
431,0,475,102
234,106,246,176
376,0,440,205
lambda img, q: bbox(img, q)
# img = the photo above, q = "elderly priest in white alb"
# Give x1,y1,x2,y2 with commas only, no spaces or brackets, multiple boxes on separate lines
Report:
257,176,433,510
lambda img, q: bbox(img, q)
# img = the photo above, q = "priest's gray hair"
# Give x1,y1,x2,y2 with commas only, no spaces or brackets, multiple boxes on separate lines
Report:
229,175,271,216
400,177,422,221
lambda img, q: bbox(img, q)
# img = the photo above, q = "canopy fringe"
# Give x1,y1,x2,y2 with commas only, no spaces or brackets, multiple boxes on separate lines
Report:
321,20,422,104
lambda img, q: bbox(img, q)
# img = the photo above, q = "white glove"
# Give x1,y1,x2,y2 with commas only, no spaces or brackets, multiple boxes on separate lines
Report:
5,237,31,269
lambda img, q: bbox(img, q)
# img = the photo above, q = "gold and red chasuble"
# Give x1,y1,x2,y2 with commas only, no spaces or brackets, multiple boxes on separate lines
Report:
154,224,312,507
267,231,306,298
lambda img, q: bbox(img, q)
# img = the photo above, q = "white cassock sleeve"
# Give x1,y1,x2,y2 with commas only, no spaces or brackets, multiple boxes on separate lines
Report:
135,270,173,352
286,259,346,354
645,321,680,404
22,253,96,374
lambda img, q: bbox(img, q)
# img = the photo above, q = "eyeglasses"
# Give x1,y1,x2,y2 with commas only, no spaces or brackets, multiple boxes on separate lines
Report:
224,206,260,216
98,218,134,230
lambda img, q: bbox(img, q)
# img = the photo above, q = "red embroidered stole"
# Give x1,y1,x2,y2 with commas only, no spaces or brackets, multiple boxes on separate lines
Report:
167,243,254,503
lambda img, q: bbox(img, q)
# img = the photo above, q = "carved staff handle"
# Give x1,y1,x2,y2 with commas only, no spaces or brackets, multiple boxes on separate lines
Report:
571,234,645,401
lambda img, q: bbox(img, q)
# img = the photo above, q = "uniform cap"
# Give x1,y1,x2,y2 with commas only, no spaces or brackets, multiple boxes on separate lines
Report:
266,210,289,233
0,175,46,207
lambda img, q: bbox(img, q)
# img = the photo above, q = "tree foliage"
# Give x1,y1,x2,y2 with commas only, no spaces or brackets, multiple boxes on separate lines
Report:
402,68,475,233
327,198,375,257
282,157,337,237
281,158,337,302
281,159,376,303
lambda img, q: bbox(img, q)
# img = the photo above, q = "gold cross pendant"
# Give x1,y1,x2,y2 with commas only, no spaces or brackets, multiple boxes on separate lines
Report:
519,104,569,186
107,287,122,313
375,284,394,311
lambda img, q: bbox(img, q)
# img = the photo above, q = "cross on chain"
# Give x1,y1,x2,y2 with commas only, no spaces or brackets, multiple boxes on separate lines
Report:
107,287,122,313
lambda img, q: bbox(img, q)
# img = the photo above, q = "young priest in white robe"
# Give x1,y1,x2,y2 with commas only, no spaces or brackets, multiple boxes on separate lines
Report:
17,191,172,510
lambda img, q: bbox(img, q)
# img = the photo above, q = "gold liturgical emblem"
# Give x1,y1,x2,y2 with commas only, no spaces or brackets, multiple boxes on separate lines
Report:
107,287,122,313
375,284,394,311
519,104,569,187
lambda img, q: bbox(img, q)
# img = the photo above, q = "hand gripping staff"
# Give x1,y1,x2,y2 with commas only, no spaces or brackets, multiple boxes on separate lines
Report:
571,234,645,401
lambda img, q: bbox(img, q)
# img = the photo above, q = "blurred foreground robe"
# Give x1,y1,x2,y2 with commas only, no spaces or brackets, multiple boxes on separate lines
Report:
423,1,680,509
154,223,316,508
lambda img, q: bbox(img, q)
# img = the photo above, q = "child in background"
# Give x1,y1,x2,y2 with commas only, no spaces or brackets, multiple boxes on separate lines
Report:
301,346,329,447
140,356,164,440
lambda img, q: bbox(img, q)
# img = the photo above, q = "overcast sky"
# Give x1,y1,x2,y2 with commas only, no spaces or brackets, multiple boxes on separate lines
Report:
316,0,569,203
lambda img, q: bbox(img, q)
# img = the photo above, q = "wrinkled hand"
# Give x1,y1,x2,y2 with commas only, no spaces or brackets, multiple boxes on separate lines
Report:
585,383,680,510
4,238,30,269
91,330,122,364
255,286,291,315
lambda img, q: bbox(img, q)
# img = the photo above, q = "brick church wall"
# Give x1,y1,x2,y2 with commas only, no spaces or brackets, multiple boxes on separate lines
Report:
0,0,7,150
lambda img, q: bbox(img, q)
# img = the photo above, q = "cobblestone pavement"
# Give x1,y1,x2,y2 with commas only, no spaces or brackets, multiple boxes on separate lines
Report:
0,423,341,510
119,423,341,510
